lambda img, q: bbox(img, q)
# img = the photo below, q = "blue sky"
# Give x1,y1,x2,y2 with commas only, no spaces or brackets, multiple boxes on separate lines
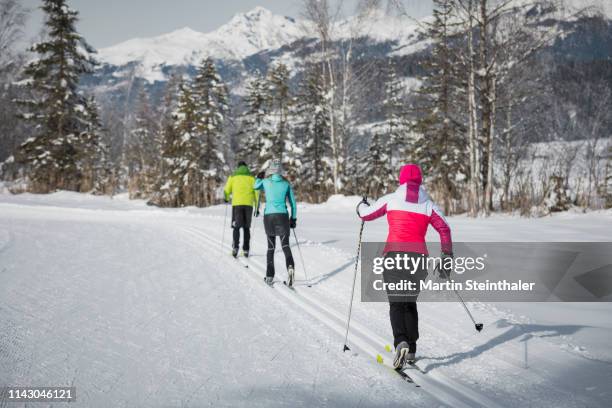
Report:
20,0,433,48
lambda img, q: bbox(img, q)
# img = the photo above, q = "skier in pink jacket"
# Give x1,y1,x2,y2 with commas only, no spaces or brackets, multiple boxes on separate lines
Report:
357,164,453,368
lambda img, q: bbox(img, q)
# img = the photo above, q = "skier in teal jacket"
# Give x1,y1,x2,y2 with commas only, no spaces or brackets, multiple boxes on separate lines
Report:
254,158,297,286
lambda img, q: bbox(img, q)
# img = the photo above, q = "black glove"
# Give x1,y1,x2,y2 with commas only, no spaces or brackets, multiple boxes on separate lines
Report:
289,218,296,229
224,197,229,204
254,208,260,217
438,252,454,279
355,196,370,217
256,171,265,179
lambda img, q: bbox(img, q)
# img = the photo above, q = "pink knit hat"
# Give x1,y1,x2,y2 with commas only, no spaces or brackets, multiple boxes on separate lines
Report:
398,164,422,203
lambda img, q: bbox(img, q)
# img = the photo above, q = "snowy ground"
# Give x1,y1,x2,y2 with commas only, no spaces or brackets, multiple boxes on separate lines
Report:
1,192,611,407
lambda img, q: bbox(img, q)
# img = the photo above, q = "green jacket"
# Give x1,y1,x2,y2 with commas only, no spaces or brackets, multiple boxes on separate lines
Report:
224,165,259,207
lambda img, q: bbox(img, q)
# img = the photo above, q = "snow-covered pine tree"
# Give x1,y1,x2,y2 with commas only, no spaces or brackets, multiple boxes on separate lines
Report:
78,96,111,194
348,149,368,197
15,0,96,193
267,63,300,181
149,78,183,207
544,174,571,213
362,131,392,198
237,73,272,171
409,0,467,214
172,81,202,206
295,65,334,202
370,60,407,193
381,60,408,166
362,60,406,198
148,75,182,207
192,58,229,205
126,88,159,198
0,0,29,174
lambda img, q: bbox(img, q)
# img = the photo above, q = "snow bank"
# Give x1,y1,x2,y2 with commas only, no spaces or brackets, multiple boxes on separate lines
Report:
300,194,362,213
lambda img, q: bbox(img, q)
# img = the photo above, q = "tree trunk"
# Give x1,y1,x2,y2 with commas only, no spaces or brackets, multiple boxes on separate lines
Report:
484,75,496,214
325,54,339,194
501,101,513,211
478,0,491,215
466,2,480,217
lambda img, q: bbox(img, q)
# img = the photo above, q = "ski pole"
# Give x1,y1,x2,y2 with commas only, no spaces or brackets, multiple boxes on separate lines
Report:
438,264,484,332
251,216,257,252
221,202,229,255
343,219,366,352
251,194,260,254
292,229,311,287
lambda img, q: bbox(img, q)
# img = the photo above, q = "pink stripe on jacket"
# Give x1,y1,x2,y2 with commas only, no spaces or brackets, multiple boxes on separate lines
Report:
359,164,452,255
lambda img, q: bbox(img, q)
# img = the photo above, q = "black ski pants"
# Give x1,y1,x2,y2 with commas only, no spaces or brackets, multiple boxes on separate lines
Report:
233,227,250,252
389,302,418,349
383,251,427,349
232,205,252,251
266,234,294,278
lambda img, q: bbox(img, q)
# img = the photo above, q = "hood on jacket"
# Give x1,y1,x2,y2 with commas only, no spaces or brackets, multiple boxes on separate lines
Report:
269,159,282,175
399,164,422,185
398,164,422,203
233,164,251,176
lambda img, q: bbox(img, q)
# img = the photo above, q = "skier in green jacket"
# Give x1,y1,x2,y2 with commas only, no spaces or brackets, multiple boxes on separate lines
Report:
223,161,259,258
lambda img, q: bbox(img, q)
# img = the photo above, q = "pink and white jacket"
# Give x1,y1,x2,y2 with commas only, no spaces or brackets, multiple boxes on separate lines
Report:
359,164,452,255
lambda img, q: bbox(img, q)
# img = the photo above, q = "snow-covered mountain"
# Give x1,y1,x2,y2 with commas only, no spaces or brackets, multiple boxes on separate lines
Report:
96,6,435,84
94,1,611,86
88,0,612,121
97,7,304,82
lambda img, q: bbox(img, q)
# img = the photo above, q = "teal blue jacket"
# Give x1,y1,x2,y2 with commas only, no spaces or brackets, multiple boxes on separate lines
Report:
254,174,297,219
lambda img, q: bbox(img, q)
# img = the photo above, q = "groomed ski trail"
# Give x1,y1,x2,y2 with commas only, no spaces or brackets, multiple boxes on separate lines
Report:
1,205,440,407
181,225,508,408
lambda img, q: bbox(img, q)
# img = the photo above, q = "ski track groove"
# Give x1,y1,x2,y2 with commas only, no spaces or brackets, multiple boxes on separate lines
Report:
415,300,611,407
213,217,605,406
180,225,507,408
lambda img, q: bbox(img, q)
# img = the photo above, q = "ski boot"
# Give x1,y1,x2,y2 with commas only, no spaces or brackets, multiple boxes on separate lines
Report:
393,341,411,369
287,266,295,287
241,250,249,258
264,276,274,286
231,248,238,258
406,342,417,364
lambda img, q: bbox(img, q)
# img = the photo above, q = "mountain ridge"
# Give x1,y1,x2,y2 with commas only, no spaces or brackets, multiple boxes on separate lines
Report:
97,7,305,82
90,1,611,92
